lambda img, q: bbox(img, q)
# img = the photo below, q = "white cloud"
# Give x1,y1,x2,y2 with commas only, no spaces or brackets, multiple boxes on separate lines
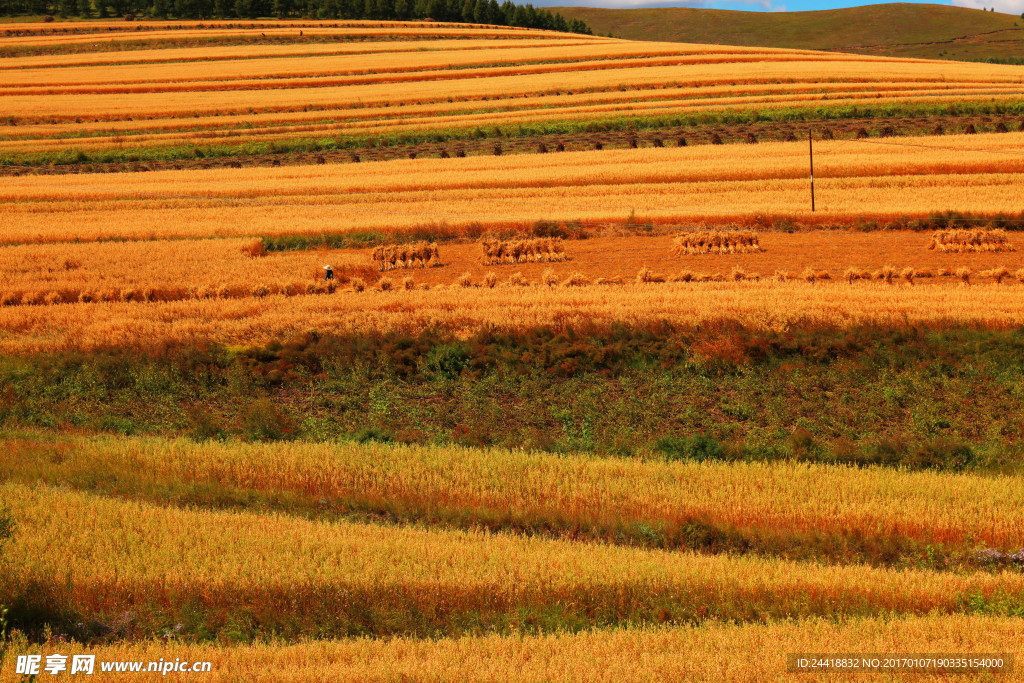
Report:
951,0,1024,14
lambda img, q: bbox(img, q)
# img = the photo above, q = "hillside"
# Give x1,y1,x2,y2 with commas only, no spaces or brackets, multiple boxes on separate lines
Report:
2,19,1023,175
554,3,1024,62
6,18,1024,677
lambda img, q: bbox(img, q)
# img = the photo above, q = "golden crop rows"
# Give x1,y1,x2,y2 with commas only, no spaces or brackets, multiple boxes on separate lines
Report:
8,615,1024,682
0,38,597,71
192,89,1019,142
13,435,1024,550
1,23,1020,159
2,133,1022,244
1,43,765,88
4,79,1005,145
3,59,1017,123
8,130,1023,202
0,237,370,304
5,89,1018,157
7,19,1024,674
1,280,1023,353
5,482,1024,627
0,23,561,47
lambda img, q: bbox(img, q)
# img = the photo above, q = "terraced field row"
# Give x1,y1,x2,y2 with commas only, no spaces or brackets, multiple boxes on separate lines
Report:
4,615,1021,682
2,133,1022,244
1,21,1021,166
0,37,596,69
4,89,1022,159
2,83,1019,141
0,21,560,47
4,479,1024,640
8,62,1015,125
3,231,1024,309
0,42,797,88
2,279,1024,353
5,435,1023,553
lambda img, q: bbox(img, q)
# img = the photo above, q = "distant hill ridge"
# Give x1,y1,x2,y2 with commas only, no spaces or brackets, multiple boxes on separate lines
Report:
553,3,1024,63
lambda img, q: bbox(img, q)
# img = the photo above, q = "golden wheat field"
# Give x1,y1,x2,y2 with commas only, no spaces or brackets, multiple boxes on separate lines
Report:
1,21,1022,158
3,132,1024,244
4,280,1024,352
6,481,1024,624
3,230,1024,317
0,237,378,305
4,18,1024,683
7,435,1024,550
3,617,1023,682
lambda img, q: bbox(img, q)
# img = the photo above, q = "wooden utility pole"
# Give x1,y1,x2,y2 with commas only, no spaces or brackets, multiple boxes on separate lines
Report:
809,128,815,212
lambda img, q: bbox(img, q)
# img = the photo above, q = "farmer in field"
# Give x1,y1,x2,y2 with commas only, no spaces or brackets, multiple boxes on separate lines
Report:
324,265,334,281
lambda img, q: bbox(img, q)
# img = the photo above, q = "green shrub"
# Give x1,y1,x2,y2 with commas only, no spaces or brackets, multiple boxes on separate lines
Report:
655,434,724,462
906,438,975,471
353,428,395,444
187,407,226,441
422,342,471,380
861,437,910,467
239,397,295,442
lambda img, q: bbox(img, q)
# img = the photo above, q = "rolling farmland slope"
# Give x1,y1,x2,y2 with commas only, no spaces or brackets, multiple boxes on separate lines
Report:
555,3,1024,63
1,19,1023,171
3,19,1024,682
4,132,1024,245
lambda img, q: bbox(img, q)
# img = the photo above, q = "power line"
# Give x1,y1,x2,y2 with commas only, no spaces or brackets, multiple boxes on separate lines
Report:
808,127,815,213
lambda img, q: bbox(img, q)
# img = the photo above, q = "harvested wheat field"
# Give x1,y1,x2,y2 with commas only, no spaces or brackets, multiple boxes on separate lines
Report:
356,231,1024,285
4,132,1024,244
2,20,1023,171
7,231,1023,309
3,16,1024,683
7,435,1024,552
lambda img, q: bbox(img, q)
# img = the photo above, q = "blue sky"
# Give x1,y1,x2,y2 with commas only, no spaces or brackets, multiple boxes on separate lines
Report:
535,0,1023,14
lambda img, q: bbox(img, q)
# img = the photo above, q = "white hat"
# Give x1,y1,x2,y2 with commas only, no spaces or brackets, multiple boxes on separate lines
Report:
323,265,332,269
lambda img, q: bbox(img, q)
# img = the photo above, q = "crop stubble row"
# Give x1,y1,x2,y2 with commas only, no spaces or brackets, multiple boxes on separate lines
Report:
1,24,1021,159
3,134,1023,244
3,232,1024,304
